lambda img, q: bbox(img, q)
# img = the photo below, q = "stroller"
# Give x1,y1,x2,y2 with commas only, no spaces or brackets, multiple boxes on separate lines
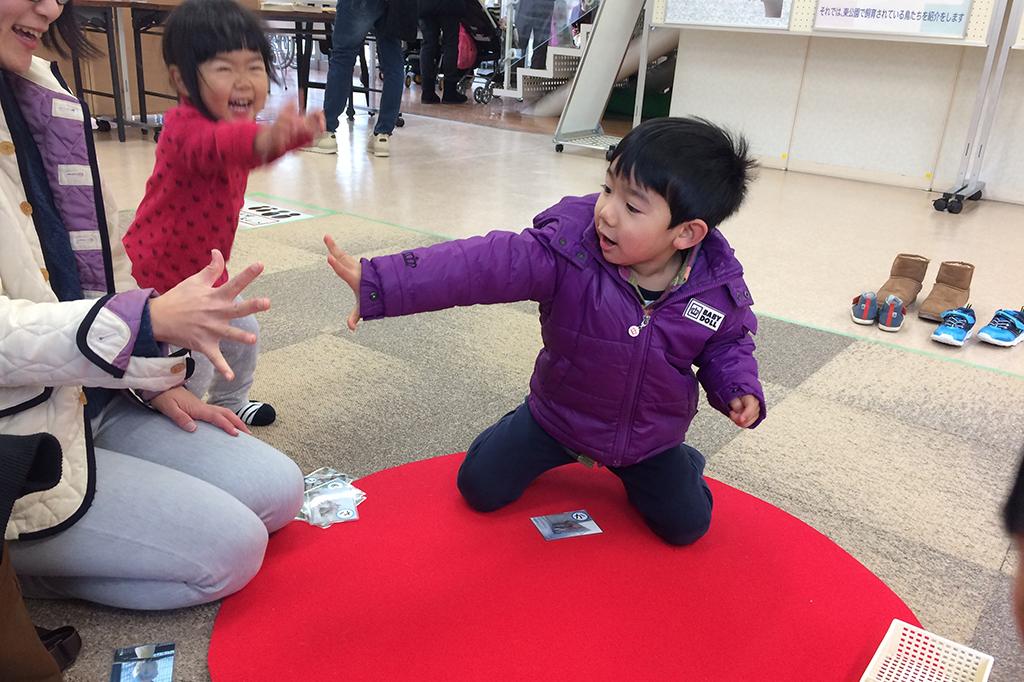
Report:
404,1,504,104
458,0,504,104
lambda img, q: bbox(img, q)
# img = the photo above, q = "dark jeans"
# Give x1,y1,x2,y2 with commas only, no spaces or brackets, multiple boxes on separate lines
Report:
517,0,555,69
323,0,404,135
419,14,460,98
457,402,714,546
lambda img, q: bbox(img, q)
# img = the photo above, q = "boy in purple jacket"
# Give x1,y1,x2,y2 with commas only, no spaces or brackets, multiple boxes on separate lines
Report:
326,117,764,546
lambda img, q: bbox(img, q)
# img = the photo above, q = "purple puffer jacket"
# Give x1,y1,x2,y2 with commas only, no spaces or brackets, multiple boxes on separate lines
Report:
359,194,765,467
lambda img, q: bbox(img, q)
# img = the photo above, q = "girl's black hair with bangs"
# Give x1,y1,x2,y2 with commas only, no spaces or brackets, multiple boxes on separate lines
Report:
161,0,277,120
608,117,757,230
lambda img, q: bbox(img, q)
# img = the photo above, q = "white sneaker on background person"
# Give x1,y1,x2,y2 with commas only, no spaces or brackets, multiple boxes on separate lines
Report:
301,131,338,154
369,133,390,158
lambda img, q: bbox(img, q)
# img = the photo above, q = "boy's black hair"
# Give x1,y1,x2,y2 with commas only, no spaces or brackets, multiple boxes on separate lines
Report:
161,0,277,120
43,2,100,60
608,117,756,230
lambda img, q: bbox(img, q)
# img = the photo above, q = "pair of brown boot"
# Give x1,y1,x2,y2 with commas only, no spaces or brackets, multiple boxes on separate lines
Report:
875,254,974,322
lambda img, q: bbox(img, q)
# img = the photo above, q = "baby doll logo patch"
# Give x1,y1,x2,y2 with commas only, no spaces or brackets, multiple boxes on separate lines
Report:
684,299,725,332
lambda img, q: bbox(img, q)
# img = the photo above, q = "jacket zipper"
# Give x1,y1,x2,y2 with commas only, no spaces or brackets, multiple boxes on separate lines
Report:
617,271,744,461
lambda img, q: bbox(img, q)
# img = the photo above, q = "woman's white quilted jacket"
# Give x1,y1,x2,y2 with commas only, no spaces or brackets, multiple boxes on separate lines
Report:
2,58,186,540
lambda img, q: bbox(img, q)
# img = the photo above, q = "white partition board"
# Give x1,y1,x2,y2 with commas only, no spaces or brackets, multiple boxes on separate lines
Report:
788,38,964,189
1016,7,1024,48
932,46,985,191
671,30,809,169
654,0,997,46
961,51,1024,201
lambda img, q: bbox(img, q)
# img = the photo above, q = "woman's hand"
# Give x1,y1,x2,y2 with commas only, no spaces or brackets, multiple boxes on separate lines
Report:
150,386,250,436
149,249,269,381
324,235,362,331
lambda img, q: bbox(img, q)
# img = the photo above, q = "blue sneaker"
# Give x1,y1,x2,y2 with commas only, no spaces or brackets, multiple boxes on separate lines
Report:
851,292,878,326
877,295,906,333
931,306,976,347
977,308,1024,347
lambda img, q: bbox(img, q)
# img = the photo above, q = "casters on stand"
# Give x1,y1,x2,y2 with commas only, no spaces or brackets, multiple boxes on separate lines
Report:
95,118,112,132
395,114,405,128
933,185,982,215
605,144,617,161
554,143,564,153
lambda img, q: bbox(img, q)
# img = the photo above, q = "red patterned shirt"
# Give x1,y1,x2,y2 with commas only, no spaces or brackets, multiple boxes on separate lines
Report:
123,100,265,293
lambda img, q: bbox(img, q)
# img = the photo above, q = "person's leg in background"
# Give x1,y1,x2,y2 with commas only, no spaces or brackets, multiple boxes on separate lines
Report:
438,14,465,103
419,15,442,103
368,23,405,156
518,0,555,70
609,443,713,546
373,34,405,134
305,0,378,154
457,402,575,511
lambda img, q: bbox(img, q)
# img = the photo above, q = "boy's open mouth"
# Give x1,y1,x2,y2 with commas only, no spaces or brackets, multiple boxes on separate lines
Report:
597,229,617,248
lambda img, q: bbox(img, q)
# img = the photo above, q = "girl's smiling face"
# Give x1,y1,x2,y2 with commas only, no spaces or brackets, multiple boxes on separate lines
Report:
174,48,268,122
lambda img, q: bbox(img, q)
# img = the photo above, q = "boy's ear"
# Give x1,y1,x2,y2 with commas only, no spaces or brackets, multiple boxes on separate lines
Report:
672,219,709,250
168,66,187,98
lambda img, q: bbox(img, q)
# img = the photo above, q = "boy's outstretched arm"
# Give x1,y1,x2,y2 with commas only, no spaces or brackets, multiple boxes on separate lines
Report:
325,235,363,331
693,306,766,429
324,225,560,328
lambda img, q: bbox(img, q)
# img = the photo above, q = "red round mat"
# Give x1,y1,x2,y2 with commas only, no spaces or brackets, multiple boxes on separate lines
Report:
209,454,917,681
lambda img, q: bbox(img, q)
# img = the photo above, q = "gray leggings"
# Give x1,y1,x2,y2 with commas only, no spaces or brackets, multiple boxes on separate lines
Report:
9,395,303,610
187,308,260,413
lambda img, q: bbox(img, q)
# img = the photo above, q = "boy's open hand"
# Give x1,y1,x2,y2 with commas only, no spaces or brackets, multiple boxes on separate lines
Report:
256,99,325,161
324,235,362,331
728,394,760,428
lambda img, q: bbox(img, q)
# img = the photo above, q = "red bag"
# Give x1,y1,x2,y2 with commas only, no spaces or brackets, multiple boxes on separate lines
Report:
457,24,477,70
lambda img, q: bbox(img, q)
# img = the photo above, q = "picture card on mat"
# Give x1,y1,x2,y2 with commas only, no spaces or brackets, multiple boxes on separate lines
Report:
531,510,603,541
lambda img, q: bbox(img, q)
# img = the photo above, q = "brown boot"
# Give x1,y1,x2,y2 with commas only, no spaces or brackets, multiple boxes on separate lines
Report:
0,543,62,681
918,261,974,321
876,254,930,308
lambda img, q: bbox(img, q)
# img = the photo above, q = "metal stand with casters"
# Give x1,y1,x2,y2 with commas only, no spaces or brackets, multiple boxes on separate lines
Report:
552,0,648,156
934,0,1020,214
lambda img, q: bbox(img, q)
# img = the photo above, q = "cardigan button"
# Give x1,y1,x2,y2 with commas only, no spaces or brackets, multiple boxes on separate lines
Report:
171,363,186,374
369,291,379,301
78,391,88,405
0,141,14,155
40,268,49,282
20,201,32,216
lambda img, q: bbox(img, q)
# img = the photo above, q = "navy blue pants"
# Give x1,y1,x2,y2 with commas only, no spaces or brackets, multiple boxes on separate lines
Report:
457,402,713,546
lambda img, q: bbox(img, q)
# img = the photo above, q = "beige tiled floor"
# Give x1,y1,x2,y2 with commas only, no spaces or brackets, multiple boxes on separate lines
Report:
96,111,1024,376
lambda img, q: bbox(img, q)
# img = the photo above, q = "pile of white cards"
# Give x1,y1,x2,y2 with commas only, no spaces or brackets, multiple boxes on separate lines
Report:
296,467,366,528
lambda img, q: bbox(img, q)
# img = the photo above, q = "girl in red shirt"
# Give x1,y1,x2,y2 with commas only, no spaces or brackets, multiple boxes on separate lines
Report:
123,0,323,426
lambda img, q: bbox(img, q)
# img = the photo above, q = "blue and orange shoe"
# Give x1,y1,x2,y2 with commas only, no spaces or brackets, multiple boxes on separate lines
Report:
851,292,878,326
877,295,906,333
930,306,976,347
977,308,1024,347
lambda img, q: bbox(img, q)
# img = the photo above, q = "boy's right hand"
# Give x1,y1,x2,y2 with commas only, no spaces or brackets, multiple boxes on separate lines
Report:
324,235,362,331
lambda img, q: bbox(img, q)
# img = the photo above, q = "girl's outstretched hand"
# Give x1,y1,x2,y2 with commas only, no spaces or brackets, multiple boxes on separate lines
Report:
256,99,325,160
324,234,362,331
149,249,270,381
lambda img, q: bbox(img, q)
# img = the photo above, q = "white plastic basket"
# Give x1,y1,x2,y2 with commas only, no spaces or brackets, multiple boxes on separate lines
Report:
861,619,993,682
